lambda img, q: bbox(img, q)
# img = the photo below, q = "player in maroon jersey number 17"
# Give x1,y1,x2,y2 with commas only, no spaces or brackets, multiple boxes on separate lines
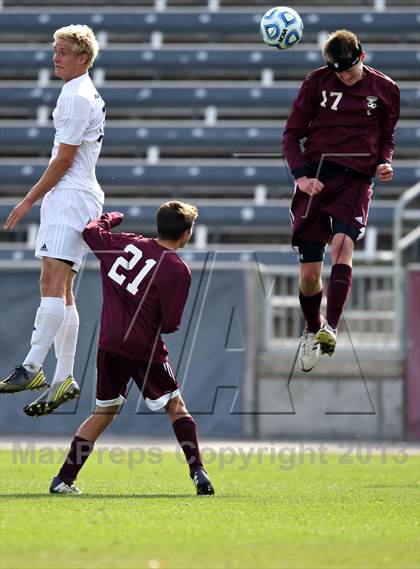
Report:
49,201,214,496
282,29,400,372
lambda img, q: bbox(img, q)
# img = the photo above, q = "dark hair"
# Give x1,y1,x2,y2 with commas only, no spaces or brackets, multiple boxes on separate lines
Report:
156,201,198,241
323,29,361,63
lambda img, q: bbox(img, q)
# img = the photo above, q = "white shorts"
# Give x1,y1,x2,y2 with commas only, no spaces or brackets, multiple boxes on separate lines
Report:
35,188,103,272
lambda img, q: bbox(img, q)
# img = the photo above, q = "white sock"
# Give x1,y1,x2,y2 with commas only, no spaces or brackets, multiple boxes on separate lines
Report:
51,304,79,385
23,297,66,371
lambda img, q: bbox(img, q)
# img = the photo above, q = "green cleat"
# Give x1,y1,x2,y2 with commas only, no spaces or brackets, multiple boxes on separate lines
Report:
23,376,80,417
315,321,337,356
0,365,48,394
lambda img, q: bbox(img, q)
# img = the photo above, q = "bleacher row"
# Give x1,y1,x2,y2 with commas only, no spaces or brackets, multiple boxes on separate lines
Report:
0,3,419,257
0,197,402,263
0,199,400,230
4,0,420,7
1,83,419,119
0,9,419,42
1,47,420,80
1,161,419,198
1,123,419,159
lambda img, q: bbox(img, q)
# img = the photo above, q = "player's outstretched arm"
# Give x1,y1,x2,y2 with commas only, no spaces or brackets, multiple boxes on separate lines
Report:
82,211,124,252
4,143,78,230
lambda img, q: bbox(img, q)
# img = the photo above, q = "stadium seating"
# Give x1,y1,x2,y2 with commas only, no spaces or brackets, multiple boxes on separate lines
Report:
1,123,419,158
0,2,419,253
2,194,414,262
1,84,419,119
0,161,418,200
0,199,399,232
2,0,419,6
1,46,419,80
0,9,419,42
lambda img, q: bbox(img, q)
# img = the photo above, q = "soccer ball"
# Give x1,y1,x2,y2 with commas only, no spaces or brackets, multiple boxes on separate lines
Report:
260,6,304,50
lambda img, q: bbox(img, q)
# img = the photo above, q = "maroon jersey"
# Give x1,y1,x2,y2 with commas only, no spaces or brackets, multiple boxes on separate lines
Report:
82,212,191,363
282,65,400,177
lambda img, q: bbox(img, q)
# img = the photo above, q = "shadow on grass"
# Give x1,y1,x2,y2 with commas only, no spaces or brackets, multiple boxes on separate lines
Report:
363,484,420,489
0,493,238,499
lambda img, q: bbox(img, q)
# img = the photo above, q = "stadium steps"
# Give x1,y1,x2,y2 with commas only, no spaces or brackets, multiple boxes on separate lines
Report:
0,196,414,261
0,45,419,80
1,121,418,159
4,0,420,8
0,81,419,120
0,9,419,43
0,197,410,230
0,80,420,121
0,159,418,199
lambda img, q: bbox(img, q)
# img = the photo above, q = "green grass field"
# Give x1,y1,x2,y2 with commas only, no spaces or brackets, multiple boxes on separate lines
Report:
0,445,419,569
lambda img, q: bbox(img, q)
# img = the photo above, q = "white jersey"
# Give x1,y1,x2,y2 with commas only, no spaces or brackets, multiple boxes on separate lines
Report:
51,73,106,203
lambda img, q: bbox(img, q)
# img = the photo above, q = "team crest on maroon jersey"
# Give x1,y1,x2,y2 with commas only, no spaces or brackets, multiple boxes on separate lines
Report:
366,96,379,115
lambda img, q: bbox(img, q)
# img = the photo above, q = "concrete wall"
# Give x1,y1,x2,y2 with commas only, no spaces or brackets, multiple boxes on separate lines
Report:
257,351,405,440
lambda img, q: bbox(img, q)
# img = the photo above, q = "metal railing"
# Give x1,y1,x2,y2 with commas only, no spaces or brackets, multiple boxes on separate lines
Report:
262,265,401,352
263,181,420,353
393,181,420,352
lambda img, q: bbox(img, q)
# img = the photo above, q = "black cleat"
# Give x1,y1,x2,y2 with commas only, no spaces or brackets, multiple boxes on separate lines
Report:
193,469,215,495
23,376,80,417
0,365,48,394
49,475,81,495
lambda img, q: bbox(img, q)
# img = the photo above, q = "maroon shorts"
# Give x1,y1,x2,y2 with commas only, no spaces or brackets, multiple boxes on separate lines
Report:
290,174,373,247
96,349,180,411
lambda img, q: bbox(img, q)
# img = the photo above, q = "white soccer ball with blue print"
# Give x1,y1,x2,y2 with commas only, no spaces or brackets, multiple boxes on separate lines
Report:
260,6,304,50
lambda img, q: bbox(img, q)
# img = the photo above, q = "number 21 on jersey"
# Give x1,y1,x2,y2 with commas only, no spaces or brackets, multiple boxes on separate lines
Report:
108,244,157,295
320,91,343,111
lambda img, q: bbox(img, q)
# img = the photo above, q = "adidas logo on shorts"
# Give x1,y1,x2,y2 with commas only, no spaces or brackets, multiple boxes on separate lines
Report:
40,243,48,251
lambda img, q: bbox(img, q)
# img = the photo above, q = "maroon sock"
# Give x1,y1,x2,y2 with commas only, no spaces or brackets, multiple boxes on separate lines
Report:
299,289,323,333
172,416,203,478
326,263,353,330
57,435,94,485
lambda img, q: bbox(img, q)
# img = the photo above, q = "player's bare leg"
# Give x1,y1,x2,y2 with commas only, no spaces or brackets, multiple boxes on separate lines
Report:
76,404,119,441
166,395,214,495
298,261,323,371
50,405,119,494
316,233,354,355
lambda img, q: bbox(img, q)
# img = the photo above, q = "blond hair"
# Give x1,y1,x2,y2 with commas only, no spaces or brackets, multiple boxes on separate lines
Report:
53,25,99,68
156,201,198,241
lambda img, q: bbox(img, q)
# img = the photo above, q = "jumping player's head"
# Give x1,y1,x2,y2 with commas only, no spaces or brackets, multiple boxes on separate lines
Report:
53,25,99,82
156,201,198,249
323,29,366,87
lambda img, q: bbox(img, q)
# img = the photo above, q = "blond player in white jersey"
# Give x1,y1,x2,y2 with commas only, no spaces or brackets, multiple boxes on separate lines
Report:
0,25,106,416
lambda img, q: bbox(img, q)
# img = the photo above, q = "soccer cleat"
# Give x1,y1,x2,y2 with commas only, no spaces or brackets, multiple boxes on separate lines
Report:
23,376,80,417
49,475,82,495
315,321,337,356
0,365,48,394
298,329,321,372
193,469,215,495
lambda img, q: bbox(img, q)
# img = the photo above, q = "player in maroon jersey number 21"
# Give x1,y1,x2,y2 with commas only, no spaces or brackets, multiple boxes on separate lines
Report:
50,202,214,495
282,29,400,372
